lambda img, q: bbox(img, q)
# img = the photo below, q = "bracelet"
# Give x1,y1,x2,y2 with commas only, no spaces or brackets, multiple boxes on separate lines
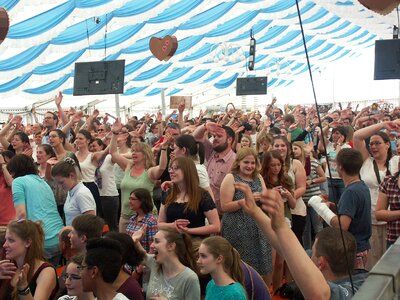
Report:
112,131,119,135
17,286,30,296
161,148,167,151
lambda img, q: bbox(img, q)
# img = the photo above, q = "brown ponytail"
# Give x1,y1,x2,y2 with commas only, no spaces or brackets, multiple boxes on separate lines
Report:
160,228,198,274
202,236,244,285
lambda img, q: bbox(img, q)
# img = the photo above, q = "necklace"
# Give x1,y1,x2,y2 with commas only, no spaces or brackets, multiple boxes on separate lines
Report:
176,192,187,203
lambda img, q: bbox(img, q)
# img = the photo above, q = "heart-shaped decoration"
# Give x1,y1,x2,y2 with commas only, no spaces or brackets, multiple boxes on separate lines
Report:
0,7,9,45
149,35,178,61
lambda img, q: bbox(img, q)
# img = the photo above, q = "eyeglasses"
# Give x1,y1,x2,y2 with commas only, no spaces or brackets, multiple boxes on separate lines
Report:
61,273,82,281
369,141,383,146
98,129,104,132
168,166,180,173
77,265,93,271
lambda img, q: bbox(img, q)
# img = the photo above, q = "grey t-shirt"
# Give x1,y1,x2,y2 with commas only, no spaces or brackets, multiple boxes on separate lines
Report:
328,271,368,299
145,255,200,300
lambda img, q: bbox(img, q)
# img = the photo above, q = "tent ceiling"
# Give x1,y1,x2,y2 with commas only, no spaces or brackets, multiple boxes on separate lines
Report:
0,0,397,108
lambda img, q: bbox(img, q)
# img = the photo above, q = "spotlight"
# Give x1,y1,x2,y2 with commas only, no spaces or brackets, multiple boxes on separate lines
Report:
248,29,256,71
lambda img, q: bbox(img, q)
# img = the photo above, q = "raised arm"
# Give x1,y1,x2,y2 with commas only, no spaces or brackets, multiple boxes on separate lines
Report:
178,101,185,129
110,118,130,170
263,187,331,300
192,122,207,142
353,121,395,162
148,135,169,181
55,91,69,126
0,117,18,150
61,111,83,136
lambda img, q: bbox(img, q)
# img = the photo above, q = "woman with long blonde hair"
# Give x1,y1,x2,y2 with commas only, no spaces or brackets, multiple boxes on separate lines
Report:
110,119,169,232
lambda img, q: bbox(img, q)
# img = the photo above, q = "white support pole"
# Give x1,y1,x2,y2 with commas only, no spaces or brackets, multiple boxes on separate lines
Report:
115,94,120,119
241,96,246,111
161,89,166,115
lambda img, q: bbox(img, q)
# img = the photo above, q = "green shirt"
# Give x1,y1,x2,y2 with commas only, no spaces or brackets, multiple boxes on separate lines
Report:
120,168,154,217
205,280,247,300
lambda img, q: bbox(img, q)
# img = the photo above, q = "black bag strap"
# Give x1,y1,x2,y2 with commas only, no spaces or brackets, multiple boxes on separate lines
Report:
373,159,382,185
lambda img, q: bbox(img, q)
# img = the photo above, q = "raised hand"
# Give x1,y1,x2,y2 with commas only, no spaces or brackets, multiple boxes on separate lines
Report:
262,189,286,231
92,109,100,118
205,122,224,136
304,142,314,155
131,225,146,243
178,101,185,114
71,111,83,124
55,91,63,106
111,118,123,134
10,115,22,126
156,111,163,123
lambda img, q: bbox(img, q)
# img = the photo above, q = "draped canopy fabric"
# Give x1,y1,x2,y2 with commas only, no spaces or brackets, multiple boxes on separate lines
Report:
0,0,396,107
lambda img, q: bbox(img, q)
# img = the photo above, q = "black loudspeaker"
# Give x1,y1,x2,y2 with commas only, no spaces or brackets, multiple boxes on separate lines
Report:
236,77,267,95
73,60,125,95
374,39,400,80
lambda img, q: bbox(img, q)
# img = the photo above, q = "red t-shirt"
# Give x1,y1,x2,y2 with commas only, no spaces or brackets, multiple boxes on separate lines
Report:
0,173,15,225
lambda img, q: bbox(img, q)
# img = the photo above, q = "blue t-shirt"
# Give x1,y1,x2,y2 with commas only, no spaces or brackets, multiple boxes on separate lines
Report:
338,181,371,252
205,280,247,300
12,174,63,248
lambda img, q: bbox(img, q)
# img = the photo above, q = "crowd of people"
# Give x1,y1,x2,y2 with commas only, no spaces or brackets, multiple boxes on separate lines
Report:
0,92,399,300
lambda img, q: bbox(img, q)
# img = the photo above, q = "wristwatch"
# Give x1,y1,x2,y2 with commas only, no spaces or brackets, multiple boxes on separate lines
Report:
18,286,31,296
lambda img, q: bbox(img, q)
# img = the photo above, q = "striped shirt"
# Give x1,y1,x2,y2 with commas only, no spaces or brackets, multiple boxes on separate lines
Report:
303,159,322,202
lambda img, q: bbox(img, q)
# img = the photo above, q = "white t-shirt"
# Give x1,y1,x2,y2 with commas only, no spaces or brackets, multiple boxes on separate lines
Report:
64,182,96,225
98,155,118,197
389,155,399,174
195,163,210,189
79,152,96,182
113,293,129,300
360,157,387,225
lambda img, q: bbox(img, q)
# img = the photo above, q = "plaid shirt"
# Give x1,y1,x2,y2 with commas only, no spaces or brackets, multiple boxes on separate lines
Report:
126,213,158,253
379,175,400,242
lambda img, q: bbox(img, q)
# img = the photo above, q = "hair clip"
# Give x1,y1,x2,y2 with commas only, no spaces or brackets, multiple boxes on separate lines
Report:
64,157,76,166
